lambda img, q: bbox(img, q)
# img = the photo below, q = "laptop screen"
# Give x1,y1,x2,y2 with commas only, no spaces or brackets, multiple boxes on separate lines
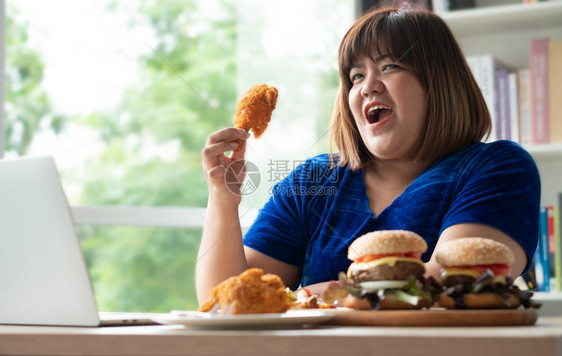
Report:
0,156,100,326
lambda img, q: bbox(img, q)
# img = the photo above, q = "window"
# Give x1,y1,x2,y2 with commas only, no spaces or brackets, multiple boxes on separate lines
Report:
3,0,353,311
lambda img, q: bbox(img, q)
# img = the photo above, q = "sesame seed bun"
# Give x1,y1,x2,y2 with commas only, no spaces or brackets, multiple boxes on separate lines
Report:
347,230,428,260
435,237,515,267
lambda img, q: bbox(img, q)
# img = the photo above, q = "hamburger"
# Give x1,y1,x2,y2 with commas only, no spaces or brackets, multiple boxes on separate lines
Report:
436,237,538,309
341,230,440,310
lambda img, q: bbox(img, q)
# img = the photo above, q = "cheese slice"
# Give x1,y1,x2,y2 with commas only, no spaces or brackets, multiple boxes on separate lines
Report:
441,268,481,280
493,275,507,285
441,268,508,285
441,267,506,284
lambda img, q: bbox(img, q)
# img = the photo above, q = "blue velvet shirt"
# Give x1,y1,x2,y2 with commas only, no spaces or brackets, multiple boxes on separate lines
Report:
243,140,541,287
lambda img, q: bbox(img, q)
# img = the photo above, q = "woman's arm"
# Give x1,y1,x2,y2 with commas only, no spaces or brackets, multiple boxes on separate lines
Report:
196,127,250,303
424,142,540,281
196,127,303,302
245,246,302,290
425,223,527,280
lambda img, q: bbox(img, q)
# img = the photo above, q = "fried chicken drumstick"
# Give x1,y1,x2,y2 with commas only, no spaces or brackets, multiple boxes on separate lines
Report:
198,268,290,315
233,84,278,149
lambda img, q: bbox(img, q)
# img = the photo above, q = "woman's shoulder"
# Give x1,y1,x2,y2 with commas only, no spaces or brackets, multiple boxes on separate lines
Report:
455,140,535,164
428,140,538,180
476,139,530,153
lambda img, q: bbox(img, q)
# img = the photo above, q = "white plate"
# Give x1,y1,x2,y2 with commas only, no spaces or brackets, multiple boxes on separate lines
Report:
152,310,335,329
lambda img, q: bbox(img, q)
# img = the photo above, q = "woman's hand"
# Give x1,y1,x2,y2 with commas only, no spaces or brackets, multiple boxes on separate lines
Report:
202,127,250,204
197,127,251,302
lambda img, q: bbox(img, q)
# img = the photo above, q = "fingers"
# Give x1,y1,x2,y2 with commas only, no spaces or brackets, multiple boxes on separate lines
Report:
205,164,243,199
202,127,250,176
202,142,234,172
205,164,227,182
230,139,247,160
206,127,250,146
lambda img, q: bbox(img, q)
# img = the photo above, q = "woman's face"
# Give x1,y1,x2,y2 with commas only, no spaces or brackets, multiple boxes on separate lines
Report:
348,52,428,162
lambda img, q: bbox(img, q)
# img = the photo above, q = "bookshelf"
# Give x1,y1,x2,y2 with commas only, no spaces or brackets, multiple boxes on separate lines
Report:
442,2,562,40
440,1,562,69
440,1,562,207
440,2,562,302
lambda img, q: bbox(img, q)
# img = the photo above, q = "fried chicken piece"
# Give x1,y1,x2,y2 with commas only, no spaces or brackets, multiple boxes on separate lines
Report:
232,84,278,149
198,268,290,315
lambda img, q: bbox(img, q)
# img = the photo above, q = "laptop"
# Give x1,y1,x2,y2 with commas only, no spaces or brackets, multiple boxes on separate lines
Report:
0,156,161,326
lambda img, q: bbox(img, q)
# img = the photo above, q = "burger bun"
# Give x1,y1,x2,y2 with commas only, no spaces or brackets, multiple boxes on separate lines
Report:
343,294,371,310
436,237,515,267
438,292,521,309
343,294,425,310
348,230,427,260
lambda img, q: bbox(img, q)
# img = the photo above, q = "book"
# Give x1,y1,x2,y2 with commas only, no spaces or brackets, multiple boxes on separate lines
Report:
521,264,538,291
508,72,520,144
495,68,511,140
529,38,550,144
548,206,556,287
518,69,532,146
478,55,500,142
548,39,562,143
554,199,562,292
465,55,480,80
548,206,556,256
537,206,551,291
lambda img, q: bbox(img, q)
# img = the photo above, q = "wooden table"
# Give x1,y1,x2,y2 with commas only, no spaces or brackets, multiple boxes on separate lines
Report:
1,316,561,356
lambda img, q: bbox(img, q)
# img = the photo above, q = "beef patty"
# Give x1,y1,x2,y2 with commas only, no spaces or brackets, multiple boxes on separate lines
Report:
350,261,425,282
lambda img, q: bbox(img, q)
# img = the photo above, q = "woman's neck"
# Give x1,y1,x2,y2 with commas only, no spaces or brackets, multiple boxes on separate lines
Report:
363,159,432,216
366,158,431,186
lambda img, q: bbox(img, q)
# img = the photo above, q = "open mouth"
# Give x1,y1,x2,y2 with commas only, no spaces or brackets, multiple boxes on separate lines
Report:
366,104,393,124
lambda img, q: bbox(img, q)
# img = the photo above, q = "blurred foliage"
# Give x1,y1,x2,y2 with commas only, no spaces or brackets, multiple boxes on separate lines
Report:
79,225,202,312
80,0,236,208
5,0,237,312
75,0,237,312
4,3,66,155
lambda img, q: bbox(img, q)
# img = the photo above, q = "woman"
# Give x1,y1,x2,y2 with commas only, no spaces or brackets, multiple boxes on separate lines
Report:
197,6,540,302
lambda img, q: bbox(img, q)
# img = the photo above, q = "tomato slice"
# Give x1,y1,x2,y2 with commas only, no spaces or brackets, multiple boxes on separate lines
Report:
452,263,511,276
354,251,422,263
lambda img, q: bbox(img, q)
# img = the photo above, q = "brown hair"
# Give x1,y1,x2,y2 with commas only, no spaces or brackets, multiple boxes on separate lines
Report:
329,6,491,170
